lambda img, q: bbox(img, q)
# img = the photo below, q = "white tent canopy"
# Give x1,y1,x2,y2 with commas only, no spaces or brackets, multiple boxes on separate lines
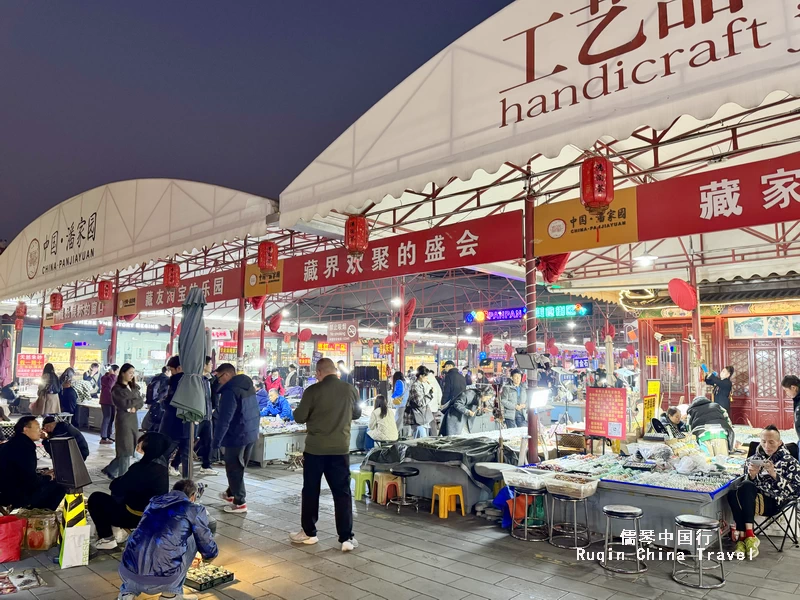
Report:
0,179,277,301
280,0,800,228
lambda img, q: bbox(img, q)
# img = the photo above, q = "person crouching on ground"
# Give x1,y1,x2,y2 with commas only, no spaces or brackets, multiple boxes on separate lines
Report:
212,363,259,514
117,479,217,600
90,432,171,551
727,425,800,559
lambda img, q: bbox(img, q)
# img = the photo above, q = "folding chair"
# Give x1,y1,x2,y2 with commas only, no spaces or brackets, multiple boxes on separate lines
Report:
748,441,800,551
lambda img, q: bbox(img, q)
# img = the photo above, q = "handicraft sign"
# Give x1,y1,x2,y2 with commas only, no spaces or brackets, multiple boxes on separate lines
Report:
585,387,627,440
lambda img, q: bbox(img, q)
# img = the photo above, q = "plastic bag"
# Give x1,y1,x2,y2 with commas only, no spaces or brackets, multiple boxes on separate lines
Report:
675,454,708,475
7,569,44,590
0,516,27,563
17,510,59,551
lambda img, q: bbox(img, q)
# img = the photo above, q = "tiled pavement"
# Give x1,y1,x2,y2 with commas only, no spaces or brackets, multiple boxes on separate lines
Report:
2,430,799,600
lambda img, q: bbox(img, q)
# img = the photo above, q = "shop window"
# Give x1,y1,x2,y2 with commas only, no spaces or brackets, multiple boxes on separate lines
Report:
659,344,683,391
782,346,800,381
728,348,750,397
754,348,778,399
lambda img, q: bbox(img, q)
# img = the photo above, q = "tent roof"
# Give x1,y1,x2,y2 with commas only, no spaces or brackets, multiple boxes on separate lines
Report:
280,0,800,229
0,179,278,301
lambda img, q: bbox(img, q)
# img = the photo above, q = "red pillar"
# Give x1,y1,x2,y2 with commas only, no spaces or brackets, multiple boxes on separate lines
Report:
38,293,45,353
524,194,539,462
398,283,406,373
109,271,119,364
259,303,266,360
237,257,247,372
689,262,702,398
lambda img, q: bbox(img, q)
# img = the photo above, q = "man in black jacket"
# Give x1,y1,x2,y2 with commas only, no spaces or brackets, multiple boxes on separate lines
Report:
441,361,467,413
705,366,734,413
88,432,171,551
213,363,259,514
160,356,191,477
42,416,89,461
687,395,735,453
0,417,66,510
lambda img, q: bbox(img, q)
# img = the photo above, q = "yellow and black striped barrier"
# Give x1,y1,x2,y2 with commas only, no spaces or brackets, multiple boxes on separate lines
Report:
62,493,87,528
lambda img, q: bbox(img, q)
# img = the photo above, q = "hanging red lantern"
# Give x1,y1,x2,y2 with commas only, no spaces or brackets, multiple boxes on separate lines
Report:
546,337,556,348
585,341,597,355
504,343,514,360
174,322,182,337
626,343,635,354
580,156,615,215
298,328,313,342
482,333,494,347
121,314,137,322
15,302,27,318
163,263,180,289
403,298,417,327
97,324,106,336
257,241,279,272
668,278,698,311
601,325,616,339
14,319,24,332
621,350,630,360
536,254,571,284
383,335,393,345
433,344,439,351
549,345,559,355
51,324,63,331
344,215,369,256
269,313,283,333
456,339,469,352
49,292,63,312
249,296,267,310
283,333,292,344
98,280,113,301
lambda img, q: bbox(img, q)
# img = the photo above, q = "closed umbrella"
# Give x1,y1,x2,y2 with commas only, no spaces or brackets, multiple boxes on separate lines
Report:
0,338,10,386
69,342,76,369
171,288,208,478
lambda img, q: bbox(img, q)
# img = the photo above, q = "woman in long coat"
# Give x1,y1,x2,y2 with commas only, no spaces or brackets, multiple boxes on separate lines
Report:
112,363,144,476
36,363,62,415
404,366,434,438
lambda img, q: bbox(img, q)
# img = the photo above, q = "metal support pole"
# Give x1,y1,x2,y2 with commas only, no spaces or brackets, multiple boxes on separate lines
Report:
259,303,266,361
524,194,539,463
398,282,406,373
689,262,703,399
38,293,45,353
109,271,120,363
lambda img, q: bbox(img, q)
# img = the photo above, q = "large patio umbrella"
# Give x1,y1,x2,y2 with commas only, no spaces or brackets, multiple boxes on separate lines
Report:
69,342,76,369
171,287,208,478
0,338,10,386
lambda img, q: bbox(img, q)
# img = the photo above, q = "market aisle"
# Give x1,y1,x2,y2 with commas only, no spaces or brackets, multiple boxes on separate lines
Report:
2,430,799,600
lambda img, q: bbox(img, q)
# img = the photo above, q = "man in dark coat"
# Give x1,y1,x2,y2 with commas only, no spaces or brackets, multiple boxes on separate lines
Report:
687,395,735,452
704,366,734,413
160,356,191,477
213,363,259,514
88,432,171,551
0,417,66,510
42,415,89,461
441,361,467,414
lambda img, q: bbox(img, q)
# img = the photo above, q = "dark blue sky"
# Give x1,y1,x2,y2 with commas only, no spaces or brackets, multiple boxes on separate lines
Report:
0,1,513,240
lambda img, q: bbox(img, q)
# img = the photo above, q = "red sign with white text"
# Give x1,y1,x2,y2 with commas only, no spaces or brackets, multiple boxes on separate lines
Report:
45,298,113,326
16,353,47,378
281,211,523,292
638,151,800,241
133,268,242,313
585,387,627,440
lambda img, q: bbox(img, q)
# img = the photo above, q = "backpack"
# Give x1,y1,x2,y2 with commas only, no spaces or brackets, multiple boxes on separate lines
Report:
146,377,161,405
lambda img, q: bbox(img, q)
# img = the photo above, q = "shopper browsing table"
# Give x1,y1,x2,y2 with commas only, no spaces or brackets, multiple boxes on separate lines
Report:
291,358,362,551
727,425,800,558
781,375,800,441
42,415,89,461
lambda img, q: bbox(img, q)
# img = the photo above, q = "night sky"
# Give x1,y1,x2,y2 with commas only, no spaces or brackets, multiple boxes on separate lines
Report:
0,1,513,241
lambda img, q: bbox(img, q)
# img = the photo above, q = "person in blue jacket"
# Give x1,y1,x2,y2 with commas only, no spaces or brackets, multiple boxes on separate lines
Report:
117,479,217,600
261,388,293,420
255,381,270,412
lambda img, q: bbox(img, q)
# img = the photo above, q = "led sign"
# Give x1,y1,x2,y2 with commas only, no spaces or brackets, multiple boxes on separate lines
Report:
464,307,526,323
535,303,592,319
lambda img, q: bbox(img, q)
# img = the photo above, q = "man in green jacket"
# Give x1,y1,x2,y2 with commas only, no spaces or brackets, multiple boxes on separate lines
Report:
290,358,362,552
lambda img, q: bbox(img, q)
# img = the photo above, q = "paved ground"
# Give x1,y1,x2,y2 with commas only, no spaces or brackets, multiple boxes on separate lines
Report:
2,430,799,600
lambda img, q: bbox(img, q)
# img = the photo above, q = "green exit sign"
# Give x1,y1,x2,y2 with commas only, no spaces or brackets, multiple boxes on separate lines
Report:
535,303,593,319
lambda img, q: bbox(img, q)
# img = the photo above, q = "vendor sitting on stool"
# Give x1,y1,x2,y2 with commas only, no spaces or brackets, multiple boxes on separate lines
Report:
727,425,800,558
260,388,293,420
42,415,89,461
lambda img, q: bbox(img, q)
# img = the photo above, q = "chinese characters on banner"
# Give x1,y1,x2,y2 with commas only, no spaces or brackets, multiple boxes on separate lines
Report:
282,211,523,293
317,342,348,354
535,151,800,256
642,395,658,425
16,353,47,378
326,321,359,344
44,298,114,327
585,387,627,440
118,268,242,316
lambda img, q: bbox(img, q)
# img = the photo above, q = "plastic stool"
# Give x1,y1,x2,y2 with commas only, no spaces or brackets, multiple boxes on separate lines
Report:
431,485,466,518
372,472,400,505
671,514,725,589
600,504,647,573
350,469,374,502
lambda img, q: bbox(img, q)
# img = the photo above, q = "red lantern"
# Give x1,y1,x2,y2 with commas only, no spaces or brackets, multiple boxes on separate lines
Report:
249,296,266,310
585,341,597,355
257,241,278,272
549,345,559,355
546,337,556,348
504,343,514,360
283,333,292,344
383,335,393,345
121,314,137,322
601,325,616,339
15,302,27,318
98,280,113,301
344,215,369,256
621,350,630,359
668,278,698,311
50,292,63,312
14,319,23,332
51,324,63,331
433,344,439,351
97,324,106,336
268,313,283,333
163,263,180,289
580,157,615,215
403,298,417,327
626,344,635,354
298,328,312,342
457,339,469,352
536,254,571,284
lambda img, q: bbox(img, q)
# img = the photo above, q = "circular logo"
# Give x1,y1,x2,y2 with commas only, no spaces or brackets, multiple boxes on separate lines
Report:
26,239,40,280
347,325,357,339
249,274,257,287
548,219,567,239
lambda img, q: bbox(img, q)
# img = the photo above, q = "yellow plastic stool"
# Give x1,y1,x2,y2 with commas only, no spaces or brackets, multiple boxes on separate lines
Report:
350,469,375,501
431,484,466,518
373,472,401,504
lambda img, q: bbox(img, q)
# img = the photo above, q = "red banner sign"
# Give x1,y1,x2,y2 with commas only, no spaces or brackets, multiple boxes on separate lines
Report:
327,320,359,344
585,387,627,440
282,211,523,292
45,298,113,326
134,268,242,313
638,151,800,241
16,353,46,378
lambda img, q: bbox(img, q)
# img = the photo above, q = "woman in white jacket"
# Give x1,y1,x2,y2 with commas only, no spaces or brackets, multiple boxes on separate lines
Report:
367,395,398,449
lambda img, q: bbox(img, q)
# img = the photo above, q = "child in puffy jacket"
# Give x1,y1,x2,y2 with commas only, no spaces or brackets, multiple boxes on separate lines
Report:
117,479,217,600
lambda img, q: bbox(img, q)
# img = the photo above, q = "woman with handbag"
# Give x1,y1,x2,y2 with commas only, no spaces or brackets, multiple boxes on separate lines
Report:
111,364,145,477
35,363,61,416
